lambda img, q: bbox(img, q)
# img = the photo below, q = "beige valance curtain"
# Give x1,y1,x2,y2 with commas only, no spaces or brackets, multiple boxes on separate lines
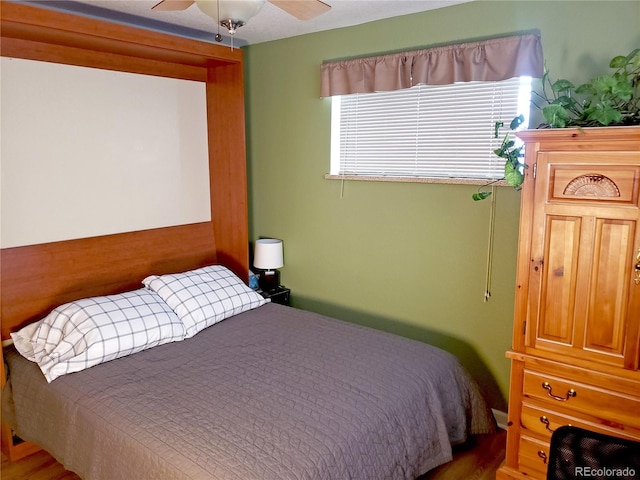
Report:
320,33,543,97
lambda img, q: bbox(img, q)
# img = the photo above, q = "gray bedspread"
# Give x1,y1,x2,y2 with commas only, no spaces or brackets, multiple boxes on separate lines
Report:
4,303,494,480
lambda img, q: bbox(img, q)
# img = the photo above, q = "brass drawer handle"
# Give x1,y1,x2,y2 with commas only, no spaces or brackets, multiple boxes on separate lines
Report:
539,415,555,432
542,381,577,401
540,415,572,433
538,450,548,465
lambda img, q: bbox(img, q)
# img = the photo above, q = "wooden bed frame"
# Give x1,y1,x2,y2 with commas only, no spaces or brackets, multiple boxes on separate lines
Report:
0,3,250,461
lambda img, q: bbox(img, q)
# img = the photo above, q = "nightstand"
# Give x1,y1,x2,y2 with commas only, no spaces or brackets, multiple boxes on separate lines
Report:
259,286,290,306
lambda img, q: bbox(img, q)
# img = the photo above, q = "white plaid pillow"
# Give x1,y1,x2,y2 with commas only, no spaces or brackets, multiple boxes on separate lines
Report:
11,289,185,382
143,265,268,338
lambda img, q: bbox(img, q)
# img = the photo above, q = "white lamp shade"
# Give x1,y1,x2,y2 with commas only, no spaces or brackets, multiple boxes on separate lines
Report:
196,0,266,23
253,238,284,270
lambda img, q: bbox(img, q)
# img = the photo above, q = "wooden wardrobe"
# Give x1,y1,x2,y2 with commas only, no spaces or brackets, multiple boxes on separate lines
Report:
497,127,640,480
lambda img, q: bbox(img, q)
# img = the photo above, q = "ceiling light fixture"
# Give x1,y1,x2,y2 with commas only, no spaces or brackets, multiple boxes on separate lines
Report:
195,0,266,36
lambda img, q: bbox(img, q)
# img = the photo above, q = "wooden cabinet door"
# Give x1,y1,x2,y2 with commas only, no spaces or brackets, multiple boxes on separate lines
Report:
526,151,640,369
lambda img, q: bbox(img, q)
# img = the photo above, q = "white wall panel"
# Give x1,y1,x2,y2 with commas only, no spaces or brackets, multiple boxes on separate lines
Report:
1,57,210,247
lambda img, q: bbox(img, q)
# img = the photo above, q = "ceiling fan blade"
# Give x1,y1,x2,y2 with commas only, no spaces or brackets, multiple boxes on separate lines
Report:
151,0,195,11
268,0,331,21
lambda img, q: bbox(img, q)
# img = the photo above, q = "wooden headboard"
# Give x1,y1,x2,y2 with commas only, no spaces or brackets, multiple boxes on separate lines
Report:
0,4,250,340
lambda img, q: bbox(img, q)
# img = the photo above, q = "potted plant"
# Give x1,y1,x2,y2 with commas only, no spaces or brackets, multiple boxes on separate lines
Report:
473,48,640,201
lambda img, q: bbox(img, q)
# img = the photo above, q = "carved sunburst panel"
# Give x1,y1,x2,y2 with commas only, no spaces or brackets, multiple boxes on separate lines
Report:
563,174,621,197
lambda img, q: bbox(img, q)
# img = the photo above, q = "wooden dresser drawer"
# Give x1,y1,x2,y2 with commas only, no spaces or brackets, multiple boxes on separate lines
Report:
518,435,548,478
523,369,640,429
520,402,640,442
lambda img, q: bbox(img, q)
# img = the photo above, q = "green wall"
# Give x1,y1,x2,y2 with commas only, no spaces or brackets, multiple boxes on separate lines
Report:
244,1,640,410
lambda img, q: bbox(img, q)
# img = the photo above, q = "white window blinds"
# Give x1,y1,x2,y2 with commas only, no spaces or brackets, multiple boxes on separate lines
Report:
330,77,531,180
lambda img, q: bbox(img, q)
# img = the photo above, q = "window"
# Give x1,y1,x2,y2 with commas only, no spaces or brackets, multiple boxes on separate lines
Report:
329,76,533,183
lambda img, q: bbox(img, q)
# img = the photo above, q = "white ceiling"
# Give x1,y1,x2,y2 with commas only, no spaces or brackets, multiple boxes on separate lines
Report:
21,0,474,47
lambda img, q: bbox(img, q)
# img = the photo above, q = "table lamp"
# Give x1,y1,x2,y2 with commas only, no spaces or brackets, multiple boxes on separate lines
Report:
253,238,284,292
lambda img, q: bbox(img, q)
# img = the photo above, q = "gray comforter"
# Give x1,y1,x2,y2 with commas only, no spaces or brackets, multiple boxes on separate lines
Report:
4,303,495,480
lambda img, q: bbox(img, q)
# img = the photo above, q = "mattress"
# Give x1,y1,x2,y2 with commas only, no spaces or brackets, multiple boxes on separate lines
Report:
3,303,495,480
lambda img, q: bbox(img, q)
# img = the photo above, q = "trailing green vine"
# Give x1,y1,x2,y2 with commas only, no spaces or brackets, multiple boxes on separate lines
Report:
472,114,525,201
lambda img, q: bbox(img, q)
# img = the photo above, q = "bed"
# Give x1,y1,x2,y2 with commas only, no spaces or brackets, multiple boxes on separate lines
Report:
1,4,494,478
2,264,495,480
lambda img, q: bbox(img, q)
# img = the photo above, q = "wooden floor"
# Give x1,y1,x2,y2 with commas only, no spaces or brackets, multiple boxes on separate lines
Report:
1,429,506,480
420,429,507,480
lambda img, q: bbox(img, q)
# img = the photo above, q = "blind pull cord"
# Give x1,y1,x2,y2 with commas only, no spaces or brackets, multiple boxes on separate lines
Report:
484,185,496,302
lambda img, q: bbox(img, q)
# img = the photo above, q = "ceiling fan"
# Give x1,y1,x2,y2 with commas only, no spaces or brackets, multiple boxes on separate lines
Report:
152,0,332,38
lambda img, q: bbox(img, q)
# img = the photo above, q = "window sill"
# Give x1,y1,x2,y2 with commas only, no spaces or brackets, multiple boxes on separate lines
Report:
324,174,508,186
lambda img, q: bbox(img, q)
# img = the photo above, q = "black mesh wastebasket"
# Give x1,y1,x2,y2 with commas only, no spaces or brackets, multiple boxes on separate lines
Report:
546,425,640,480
